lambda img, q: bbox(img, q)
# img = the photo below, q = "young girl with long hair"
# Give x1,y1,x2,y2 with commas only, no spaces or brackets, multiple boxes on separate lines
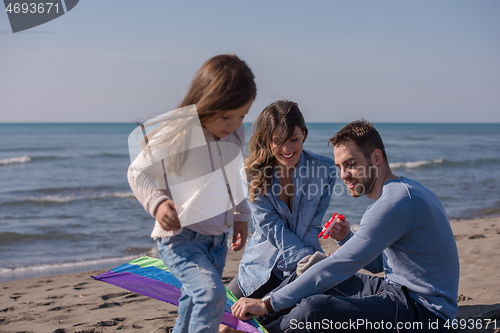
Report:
128,54,256,332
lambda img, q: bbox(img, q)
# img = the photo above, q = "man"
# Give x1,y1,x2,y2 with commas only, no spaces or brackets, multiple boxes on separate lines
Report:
232,120,459,332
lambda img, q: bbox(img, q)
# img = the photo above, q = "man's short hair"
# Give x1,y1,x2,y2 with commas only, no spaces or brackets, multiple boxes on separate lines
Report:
329,119,388,162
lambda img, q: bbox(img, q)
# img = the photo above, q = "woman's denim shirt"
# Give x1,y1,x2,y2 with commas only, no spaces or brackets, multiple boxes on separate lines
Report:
237,150,336,297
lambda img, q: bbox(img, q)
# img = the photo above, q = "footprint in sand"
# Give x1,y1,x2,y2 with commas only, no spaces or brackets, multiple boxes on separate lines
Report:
47,295,65,299
73,282,89,290
97,320,118,327
9,294,22,300
457,294,473,302
46,285,70,291
469,234,486,239
100,292,130,300
27,284,41,289
91,302,121,310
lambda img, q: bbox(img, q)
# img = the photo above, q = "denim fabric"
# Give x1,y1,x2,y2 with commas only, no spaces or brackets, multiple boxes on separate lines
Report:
157,228,228,333
261,272,447,333
238,150,336,296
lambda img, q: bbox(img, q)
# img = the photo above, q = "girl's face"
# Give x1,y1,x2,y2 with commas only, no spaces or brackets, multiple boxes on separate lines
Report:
203,99,252,140
270,126,305,168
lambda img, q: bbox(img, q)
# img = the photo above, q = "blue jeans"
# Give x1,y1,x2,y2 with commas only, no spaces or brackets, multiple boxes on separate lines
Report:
157,228,228,333
260,273,447,333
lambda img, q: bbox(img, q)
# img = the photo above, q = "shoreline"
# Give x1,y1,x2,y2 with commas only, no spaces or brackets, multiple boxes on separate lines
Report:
1,216,499,332
2,214,498,284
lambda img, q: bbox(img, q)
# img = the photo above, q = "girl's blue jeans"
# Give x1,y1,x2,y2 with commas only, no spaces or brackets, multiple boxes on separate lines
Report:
157,228,228,333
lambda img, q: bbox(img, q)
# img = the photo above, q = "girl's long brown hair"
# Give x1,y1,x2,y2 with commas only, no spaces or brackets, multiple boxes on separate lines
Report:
245,100,308,202
145,54,256,175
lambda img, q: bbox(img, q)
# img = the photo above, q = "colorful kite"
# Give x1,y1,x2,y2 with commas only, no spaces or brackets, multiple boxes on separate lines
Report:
92,256,267,333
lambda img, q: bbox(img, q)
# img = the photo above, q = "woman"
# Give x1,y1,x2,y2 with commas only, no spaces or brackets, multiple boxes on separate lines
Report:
227,100,336,299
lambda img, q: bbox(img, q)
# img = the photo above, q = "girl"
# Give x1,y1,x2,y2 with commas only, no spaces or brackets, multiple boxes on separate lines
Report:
227,100,336,299
128,54,256,333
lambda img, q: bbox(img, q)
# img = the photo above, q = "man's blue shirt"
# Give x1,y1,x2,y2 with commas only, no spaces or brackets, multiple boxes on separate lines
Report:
270,177,460,321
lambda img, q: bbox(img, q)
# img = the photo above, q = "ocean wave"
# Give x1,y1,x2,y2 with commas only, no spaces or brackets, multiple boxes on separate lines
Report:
0,255,143,274
0,152,127,166
390,159,444,169
0,191,135,207
476,207,500,217
403,136,433,141
30,155,65,161
0,155,69,165
0,231,82,245
92,153,129,158
0,155,31,166
25,192,135,203
390,157,500,170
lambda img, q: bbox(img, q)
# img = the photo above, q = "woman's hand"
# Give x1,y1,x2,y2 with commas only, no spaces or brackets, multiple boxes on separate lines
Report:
231,297,267,320
328,217,351,241
232,222,248,251
155,199,181,231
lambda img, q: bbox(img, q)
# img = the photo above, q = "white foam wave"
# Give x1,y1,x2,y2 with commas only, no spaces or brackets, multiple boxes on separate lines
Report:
110,192,136,198
390,159,444,169
0,155,31,165
27,192,135,203
0,253,153,274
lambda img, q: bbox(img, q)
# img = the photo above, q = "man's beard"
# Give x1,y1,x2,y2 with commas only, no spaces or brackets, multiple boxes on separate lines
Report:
348,165,377,198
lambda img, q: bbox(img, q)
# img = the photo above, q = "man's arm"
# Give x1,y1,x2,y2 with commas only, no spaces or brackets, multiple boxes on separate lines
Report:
268,192,412,312
231,298,268,320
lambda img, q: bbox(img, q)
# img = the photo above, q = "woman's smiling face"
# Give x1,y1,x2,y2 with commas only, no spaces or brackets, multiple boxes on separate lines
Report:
270,125,305,168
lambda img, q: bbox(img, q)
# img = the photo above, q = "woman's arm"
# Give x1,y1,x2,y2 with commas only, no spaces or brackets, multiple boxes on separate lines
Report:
251,194,314,272
300,170,336,250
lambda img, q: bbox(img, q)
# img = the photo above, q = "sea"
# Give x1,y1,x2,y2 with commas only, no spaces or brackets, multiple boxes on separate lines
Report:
1,123,499,282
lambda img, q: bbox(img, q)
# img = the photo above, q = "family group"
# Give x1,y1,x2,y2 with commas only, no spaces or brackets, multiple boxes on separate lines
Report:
128,54,459,333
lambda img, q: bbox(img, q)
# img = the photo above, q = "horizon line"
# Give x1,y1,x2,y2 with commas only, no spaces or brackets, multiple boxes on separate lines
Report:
1,121,499,125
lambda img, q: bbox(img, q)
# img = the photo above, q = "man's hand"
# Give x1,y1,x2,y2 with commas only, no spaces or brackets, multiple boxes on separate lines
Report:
231,297,267,320
328,217,351,241
155,199,181,231
232,222,248,251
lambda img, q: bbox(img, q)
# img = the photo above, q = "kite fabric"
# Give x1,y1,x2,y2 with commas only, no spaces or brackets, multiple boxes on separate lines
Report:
92,256,268,333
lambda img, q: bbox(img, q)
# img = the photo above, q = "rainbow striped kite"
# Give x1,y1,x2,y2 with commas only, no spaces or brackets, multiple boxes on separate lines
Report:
92,256,267,333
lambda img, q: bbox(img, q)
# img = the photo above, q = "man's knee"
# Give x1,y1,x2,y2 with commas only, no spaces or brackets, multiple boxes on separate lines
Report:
294,294,332,317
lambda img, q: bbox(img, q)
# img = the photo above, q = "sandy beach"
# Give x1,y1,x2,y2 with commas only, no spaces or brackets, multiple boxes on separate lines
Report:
1,217,499,333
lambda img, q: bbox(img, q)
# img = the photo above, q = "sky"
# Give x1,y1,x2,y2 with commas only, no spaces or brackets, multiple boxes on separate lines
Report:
1,1,499,123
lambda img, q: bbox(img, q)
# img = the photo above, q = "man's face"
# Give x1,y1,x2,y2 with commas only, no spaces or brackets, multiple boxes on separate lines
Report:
334,141,378,198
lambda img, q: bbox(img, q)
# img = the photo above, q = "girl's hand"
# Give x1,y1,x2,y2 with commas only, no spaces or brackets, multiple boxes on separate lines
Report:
155,199,181,231
328,217,351,241
231,222,248,251
231,297,267,320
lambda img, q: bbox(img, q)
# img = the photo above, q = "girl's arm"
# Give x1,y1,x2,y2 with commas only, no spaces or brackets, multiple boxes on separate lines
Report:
127,145,181,230
154,199,180,231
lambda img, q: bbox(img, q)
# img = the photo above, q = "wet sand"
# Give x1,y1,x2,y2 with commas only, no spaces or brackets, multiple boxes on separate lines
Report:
1,217,499,333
